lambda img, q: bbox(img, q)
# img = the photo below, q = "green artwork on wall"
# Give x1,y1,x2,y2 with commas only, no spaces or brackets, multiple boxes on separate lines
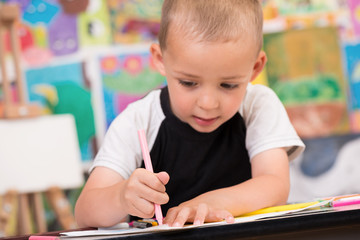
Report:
263,27,350,138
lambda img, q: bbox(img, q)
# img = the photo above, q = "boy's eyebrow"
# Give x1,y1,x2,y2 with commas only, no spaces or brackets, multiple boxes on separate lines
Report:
221,75,245,80
174,70,200,78
174,71,245,80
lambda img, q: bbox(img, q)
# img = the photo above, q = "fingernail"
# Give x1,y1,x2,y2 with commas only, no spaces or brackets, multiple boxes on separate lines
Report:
172,222,181,227
226,216,235,223
194,220,201,226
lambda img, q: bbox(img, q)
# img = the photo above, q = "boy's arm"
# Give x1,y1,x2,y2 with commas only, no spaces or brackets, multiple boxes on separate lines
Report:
75,167,127,228
75,167,169,228
164,148,289,227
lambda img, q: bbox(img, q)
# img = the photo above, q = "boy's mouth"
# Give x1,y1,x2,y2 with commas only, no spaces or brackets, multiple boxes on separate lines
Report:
193,116,219,126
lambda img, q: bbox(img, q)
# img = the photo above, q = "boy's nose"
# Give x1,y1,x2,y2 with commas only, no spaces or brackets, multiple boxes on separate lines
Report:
197,90,220,110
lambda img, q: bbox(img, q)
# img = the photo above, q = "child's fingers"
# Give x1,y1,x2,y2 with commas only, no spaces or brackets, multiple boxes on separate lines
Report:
163,207,177,225
138,181,169,205
165,205,234,227
171,207,191,227
164,206,191,227
163,207,180,226
213,210,234,223
135,169,167,193
225,215,235,223
129,197,155,218
121,182,155,218
133,171,169,204
156,171,170,185
193,203,208,225
122,170,168,215
192,205,234,225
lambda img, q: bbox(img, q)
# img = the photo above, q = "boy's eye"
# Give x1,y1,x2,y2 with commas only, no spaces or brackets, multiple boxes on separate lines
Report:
220,83,239,89
178,80,197,87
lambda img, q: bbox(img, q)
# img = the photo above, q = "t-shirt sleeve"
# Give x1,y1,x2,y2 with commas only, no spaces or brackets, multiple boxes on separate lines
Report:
89,90,164,179
240,84,305,161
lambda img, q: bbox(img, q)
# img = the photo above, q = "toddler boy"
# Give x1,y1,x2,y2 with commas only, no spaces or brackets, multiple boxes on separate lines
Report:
75,0,304,228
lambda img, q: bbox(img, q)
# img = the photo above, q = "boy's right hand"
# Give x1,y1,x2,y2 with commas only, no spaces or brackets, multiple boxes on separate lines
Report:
120,169,170,218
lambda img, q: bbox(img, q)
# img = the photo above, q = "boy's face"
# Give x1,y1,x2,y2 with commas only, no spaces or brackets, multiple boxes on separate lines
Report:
151,36,266,133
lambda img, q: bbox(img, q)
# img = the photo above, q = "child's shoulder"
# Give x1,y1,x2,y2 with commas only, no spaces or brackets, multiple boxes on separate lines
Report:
246,83,276,96
240,83,284,119
244,83,280,104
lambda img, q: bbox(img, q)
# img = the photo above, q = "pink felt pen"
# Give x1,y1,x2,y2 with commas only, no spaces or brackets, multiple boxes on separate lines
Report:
138,129,164,225
29,236,60,240
331,196,360,207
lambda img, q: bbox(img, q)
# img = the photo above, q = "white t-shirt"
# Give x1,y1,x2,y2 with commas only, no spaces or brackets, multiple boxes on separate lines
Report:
91,84,305,180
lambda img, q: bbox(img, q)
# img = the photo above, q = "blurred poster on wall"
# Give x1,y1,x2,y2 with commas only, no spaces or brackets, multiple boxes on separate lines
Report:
343,43,360,132
25,62,96,163
347,0,360,38
107,0,163,44
263,27,350,138
2,0,111,66
99,47,165,128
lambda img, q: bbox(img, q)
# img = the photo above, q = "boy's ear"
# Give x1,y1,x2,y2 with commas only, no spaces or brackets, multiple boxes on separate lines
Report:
250,51,267,82
150,43,166,76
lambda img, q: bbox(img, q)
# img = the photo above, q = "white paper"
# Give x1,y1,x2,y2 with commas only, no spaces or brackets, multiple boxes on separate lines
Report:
61,200,331,237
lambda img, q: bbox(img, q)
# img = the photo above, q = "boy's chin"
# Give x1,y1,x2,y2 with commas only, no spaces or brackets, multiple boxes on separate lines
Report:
190,124,220,133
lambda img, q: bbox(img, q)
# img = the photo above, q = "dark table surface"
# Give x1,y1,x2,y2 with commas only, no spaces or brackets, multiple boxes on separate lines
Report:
3,204,360,240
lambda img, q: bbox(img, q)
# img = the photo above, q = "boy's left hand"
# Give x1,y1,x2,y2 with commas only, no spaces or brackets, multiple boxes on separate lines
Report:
164,202,234,227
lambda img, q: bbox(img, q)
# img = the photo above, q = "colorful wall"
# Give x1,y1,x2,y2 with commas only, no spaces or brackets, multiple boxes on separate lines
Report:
0,0,359,193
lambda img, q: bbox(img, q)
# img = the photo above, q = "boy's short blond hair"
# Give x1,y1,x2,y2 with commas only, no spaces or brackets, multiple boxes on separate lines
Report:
158,0,263,53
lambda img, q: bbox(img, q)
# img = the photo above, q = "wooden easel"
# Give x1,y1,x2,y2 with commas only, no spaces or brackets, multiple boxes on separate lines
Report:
0,4,78,237
0,3,41,118
0,3,44,236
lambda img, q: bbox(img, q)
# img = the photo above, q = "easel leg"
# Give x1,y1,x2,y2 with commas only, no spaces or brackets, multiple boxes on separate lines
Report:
45,187,77,230
0,195,5,237
0,192,18,237
29,193,47,233
3,191,18,237
17,194,32,235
